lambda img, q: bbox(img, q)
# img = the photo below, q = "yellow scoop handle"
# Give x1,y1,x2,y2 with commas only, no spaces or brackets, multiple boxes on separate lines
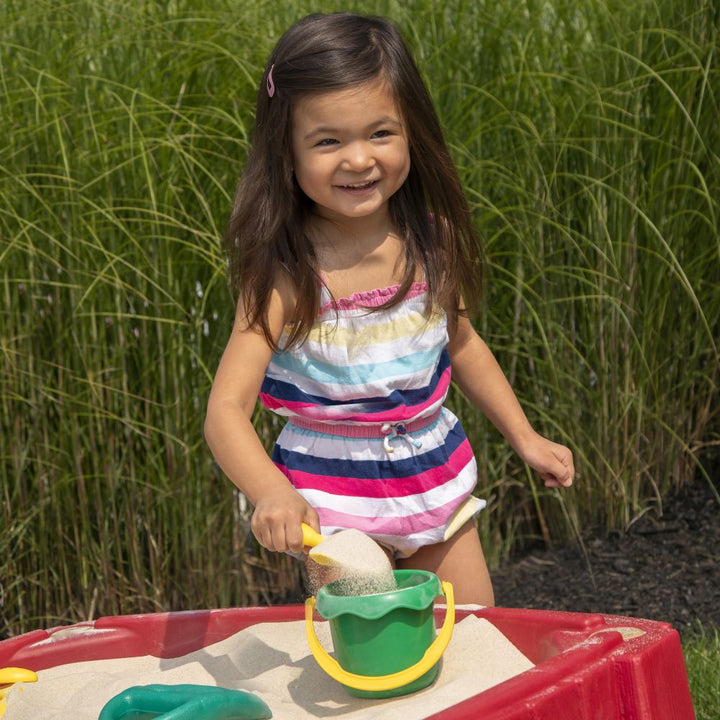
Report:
0,668,38,719
301,523,339,566
301,522,325,548
0,668,37,686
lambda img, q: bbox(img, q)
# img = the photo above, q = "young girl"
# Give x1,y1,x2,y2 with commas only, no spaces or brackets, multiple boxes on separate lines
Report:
205,12,574,606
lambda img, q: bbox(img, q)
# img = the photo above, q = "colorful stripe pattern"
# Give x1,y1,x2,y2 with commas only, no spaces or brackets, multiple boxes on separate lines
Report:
259,282,481,556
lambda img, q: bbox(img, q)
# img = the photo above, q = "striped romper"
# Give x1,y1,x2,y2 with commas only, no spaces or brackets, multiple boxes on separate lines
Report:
259,281,485,558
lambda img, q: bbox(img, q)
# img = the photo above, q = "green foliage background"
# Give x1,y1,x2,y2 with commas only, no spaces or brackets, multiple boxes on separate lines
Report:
2,0,718,635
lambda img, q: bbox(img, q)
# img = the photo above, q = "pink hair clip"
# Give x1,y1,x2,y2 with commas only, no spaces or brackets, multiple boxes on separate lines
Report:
266,64,275,98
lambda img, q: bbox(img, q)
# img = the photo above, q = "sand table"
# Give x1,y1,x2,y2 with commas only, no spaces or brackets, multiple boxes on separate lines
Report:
4,615,533,719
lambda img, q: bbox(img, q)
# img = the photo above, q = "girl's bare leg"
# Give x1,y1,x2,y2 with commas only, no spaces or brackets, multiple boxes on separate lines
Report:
397,520,495,606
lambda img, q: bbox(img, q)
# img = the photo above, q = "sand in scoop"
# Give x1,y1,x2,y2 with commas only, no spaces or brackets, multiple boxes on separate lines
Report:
307,528,396,595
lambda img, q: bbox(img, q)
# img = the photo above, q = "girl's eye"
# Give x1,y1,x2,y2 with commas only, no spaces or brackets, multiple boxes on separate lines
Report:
315,138,338,147
372,129,392,139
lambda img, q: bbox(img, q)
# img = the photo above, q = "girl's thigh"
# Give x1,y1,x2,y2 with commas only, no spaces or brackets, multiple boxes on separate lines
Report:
397,520,495,606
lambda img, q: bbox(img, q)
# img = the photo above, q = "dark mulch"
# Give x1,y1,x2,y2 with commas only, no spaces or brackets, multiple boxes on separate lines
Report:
491,471,720,635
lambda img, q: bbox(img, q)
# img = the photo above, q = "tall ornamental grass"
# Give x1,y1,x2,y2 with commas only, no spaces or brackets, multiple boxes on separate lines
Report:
1,0,718,635
683,625,720,719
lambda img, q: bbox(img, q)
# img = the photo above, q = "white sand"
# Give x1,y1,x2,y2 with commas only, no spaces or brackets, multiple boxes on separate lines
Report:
4,614,533,719
309,529,396,594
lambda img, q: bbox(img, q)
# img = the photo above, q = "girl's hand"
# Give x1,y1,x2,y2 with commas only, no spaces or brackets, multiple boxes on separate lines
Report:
250,482,320,554
516,431,575,488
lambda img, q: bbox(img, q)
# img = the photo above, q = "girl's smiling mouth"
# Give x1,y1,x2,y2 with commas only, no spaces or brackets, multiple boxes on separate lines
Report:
338,180,379,192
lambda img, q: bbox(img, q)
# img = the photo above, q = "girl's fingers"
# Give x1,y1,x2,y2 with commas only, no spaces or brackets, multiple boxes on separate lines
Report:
545,451,574,487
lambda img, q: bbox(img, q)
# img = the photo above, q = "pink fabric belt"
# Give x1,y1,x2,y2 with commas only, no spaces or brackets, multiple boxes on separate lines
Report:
286,408,442,441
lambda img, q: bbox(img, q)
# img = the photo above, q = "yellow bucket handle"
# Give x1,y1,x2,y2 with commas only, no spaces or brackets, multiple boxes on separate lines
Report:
305,581,455,693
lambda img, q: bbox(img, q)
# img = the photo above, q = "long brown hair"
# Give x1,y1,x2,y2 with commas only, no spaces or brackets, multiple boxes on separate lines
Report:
225,12,482,348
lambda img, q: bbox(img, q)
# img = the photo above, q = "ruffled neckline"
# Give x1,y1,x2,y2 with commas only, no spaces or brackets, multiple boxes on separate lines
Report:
320,281,428,313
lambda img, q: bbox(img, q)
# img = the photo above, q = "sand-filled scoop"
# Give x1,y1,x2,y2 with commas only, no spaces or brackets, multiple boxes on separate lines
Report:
301,523,396,595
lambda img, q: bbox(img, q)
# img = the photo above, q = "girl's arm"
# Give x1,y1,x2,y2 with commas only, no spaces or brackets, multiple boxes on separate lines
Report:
447,314,574,488
204,278,319,554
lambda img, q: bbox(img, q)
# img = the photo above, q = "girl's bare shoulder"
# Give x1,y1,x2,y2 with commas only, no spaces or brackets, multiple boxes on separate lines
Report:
234,266,297,339
273,265,299,324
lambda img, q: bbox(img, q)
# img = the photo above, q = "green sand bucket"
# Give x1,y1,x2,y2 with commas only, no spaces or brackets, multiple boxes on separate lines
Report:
305,569,455,698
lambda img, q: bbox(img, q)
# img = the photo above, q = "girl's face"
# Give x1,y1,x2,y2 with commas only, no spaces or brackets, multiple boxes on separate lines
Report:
291,77,411,227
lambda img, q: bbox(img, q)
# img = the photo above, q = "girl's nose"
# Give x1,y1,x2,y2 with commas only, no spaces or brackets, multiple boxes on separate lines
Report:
342,141,375,171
